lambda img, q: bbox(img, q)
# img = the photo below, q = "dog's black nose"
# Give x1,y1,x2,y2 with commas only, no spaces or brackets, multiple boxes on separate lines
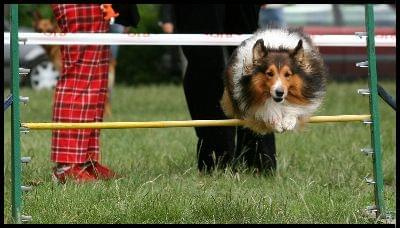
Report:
275,90,284,97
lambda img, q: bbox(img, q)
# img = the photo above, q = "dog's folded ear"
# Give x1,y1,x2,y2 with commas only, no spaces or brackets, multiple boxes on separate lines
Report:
290,39,305,63
31,10,42,27
252,39,267,65
32,10,42,21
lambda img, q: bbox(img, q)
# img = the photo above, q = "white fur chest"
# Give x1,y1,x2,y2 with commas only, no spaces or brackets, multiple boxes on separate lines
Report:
247,98,321,133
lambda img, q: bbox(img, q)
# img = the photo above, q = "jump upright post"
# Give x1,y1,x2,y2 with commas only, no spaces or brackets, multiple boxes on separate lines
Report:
10,4,23,224
6,4,393,223
8,4,33,224
362,4,385,219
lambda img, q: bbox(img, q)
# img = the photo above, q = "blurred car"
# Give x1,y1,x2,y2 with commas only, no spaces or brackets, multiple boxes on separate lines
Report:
282,4,396,80
4,20,59,90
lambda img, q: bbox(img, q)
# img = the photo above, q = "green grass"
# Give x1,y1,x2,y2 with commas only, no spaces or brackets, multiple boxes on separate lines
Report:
3,81,396,224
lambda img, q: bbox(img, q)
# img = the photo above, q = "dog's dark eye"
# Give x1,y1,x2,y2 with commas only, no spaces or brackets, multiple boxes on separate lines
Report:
284,72,291,77
266,72,274,77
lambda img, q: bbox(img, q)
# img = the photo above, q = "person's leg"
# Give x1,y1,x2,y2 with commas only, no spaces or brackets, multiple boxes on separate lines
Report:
225,4,277,174
85,44,117,180
235,128,276,174
51,4,111,182
174,5,235,172
181,46,236,172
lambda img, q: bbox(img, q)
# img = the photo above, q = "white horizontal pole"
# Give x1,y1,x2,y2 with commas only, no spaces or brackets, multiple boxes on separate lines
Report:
4,32,396,47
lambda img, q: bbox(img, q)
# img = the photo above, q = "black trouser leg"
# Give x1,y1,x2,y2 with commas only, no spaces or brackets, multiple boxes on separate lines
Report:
174,5,235,172
235,127,276,174
181,46,235,172
174,4,276,173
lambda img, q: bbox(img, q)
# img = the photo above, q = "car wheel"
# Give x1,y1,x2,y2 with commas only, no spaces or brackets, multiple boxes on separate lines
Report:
29,59,60,91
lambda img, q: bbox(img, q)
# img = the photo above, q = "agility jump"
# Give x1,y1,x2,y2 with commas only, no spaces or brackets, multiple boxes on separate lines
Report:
21,115,371,130
6,4,394,223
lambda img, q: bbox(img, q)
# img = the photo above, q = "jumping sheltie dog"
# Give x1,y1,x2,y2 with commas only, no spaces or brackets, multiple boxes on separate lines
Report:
221,28,327,134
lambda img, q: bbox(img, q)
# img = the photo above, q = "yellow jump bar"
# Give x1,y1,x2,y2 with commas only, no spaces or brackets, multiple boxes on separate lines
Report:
21,115,371,130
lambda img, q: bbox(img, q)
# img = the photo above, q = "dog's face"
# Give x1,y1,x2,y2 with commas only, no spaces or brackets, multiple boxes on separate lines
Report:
249,39,309,106
34,19,56,33
32,10,58,33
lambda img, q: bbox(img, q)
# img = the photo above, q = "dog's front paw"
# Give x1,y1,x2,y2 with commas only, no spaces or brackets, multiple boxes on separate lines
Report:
266,116,284,133
274,123,284,133
282,115,297,131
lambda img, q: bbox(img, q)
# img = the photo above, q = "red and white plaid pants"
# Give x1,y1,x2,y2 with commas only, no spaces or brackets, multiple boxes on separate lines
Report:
51,4,110,163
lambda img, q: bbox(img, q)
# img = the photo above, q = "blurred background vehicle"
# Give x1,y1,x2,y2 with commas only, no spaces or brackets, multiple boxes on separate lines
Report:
282,4,396,80
4,20,60,90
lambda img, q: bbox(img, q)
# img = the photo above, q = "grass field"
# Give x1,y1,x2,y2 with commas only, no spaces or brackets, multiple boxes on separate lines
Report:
3,81,396,224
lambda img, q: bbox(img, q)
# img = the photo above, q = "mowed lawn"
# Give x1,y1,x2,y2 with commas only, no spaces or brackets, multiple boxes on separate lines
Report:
3,81,396,224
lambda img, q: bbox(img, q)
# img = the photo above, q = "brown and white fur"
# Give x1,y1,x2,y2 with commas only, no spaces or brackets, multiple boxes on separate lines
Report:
32,10,62,72
221,28,327,134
